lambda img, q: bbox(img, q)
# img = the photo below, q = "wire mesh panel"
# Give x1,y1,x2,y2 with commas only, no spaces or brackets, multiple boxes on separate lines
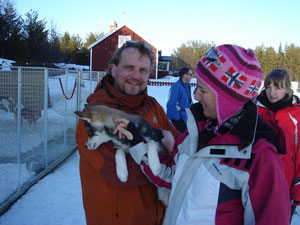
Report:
18,67,46,186
46,69,78,166
80,71,105,96
0,67,19,207
0,66,103,215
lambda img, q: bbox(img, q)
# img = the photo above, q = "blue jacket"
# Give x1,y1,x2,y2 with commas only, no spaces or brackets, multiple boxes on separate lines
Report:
166,78,192,123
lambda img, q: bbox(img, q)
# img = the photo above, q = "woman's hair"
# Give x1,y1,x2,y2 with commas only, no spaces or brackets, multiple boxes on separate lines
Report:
264,68,293,98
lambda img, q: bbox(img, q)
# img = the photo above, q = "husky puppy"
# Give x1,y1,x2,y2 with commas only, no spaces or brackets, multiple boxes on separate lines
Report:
74,105,170,205
74,104,166,182
13,104,41,127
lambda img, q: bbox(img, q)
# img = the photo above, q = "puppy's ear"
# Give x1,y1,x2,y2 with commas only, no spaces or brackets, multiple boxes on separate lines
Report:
74,111,92,123
85,104,98,111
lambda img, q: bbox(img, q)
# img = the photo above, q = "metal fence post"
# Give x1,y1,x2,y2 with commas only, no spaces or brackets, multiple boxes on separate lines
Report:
64,69,68,150
44,68,49,169
76,70,81,112
75,70,81,126
17,67,22,191
89,70,92,94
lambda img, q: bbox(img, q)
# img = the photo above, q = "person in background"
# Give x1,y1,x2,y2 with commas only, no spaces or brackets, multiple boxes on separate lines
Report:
114,44,291,225
166,67,193,132
75,40,179,225
257,68,300,223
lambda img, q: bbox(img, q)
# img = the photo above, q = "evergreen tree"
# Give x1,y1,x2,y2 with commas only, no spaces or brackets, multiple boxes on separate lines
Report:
284,43,300,81
23,10,48,65
277,43,285,68
84,31,104,49
0,0,24,61
60,32,85,63
263,47,278,76
255,45,267,77
47,21,62,64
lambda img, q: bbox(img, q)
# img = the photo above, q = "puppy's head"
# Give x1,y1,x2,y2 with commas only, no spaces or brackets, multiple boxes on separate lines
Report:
74,109,105,150
74,110,92,123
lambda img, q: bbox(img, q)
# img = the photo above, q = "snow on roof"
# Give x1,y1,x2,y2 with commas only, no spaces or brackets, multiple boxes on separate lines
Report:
0,58,16,71
0,58,16,65
87,23,156,50
53,63,89,71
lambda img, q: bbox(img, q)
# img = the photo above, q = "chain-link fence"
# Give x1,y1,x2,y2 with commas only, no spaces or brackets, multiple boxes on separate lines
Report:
0,66,105,215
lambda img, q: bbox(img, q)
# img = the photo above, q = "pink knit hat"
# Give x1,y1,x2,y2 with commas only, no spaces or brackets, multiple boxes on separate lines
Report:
195,44,263,125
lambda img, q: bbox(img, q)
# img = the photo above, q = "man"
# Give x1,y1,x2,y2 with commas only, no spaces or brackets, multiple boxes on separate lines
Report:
75,40,179,225
166,67,193,132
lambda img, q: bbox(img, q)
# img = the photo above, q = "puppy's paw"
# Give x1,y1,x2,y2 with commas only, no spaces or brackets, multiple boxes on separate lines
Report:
116,149,128,182
147,140,161,176
157,188,169,206
117,168,128,182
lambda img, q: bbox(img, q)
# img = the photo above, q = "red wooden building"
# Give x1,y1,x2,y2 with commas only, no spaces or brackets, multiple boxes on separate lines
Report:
88,24,161,79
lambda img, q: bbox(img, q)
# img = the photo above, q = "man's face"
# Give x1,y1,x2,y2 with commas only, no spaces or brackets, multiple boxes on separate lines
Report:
111,47,151,96
182,69,192,83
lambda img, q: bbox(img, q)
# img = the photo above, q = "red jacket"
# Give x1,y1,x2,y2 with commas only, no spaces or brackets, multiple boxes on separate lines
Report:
75,75,179,225
257,93,300,206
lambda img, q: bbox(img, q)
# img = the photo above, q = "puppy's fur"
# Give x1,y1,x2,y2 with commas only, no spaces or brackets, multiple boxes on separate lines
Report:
19,107,41,127
0,96,15,112
75,104,169,204
14,105,41,127
0,96,41,127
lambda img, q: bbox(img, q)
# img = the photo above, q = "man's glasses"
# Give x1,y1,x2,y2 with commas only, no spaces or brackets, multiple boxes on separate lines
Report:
123,40,152,51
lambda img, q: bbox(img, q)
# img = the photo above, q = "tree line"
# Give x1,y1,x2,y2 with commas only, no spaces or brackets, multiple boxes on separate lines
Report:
0,0,104,66
170,40,300,81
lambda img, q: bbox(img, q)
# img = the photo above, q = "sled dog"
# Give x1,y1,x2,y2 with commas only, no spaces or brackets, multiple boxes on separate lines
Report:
74,104,169,204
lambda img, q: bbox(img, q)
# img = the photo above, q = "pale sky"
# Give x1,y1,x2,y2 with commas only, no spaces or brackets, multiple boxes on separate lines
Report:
14,0,300,55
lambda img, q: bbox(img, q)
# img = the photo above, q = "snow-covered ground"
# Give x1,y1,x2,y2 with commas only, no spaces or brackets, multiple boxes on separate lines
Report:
0,77,299,225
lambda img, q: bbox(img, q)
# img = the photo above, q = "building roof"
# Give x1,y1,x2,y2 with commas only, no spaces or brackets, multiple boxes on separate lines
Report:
87,24,157,50
159,56,171,61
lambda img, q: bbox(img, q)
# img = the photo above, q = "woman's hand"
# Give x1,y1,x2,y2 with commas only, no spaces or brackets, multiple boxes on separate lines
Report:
113,118,143,146
113,118,133,140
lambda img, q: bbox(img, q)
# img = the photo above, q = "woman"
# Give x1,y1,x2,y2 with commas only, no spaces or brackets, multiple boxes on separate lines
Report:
114,45,290,225
257,68,300,221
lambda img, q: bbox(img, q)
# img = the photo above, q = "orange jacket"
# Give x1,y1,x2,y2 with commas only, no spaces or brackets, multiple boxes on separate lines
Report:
75,75,179,225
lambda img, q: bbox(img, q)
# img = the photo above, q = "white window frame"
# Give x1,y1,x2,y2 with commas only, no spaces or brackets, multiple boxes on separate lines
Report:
118,35,131,48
